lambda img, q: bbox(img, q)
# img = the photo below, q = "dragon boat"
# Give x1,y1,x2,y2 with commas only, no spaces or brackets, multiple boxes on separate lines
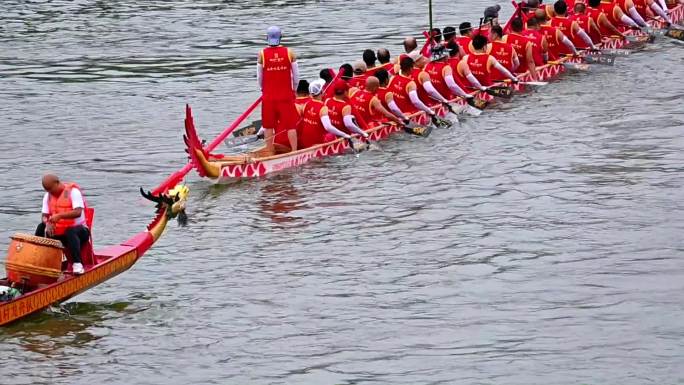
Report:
182,3,683,184
0,185,189,326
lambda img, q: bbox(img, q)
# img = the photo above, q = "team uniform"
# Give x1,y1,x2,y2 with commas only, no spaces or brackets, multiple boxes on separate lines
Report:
488,41,517,81
298,100,328,148
260,46,299,149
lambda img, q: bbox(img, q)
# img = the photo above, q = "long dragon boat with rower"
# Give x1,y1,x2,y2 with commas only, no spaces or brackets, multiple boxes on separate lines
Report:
183,2,683,184
0,185,188,326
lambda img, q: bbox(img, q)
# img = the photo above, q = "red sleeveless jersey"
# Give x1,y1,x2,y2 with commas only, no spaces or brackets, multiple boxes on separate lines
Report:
552,16,581,52
348,75,367,90
295,96,312,114
388,73,417,114
411,68,436,106
424,61,453,100
455,36,472,55
586,7,611,36
505,33,532,74
539,24,561,61
631,0,648,19
466,53,492,86
299,100,326,148
599,1,620,27
349,89,380,130
261,46,293,101
376,86,391,110
448,57,471,91
488,41,515,81
522,29,546,65
571,13,601,44
325,98,350,134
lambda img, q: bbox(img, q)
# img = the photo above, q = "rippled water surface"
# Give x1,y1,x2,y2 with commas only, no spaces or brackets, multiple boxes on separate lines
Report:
1,1,684,384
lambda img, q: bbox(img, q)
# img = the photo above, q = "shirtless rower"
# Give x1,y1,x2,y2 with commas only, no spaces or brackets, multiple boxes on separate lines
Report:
325,79,370,140
504,18,540,80
349,76,404,131
299,80,353,149
488,25,520,81
456,34,519,90
551,0,598,52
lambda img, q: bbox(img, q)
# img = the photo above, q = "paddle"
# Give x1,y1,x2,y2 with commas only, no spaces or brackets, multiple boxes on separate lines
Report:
599,48,632,56
498,79,549,87
583,54,616,65
232,119,262,138
665,27,684,41
402,120,433,137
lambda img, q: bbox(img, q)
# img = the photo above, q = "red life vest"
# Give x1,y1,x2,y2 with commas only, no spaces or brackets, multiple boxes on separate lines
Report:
299,100,327,148
488,41,515,81
260,46,294,101
505,33,532,74
325,98,350,134
424,61,453,100
552,16,583,52
466,52,492,86
539,24,561,61
455,36,473,55
411,68,436,106
349,89,381,130
47,182,86,236
388,73,417,114
522,29,546,65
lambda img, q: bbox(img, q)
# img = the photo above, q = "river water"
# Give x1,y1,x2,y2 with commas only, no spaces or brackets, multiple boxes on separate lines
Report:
1,0,684,384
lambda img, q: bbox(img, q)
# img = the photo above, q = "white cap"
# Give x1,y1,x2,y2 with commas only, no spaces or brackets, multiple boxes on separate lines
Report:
267,26,282,46
309,79,326,96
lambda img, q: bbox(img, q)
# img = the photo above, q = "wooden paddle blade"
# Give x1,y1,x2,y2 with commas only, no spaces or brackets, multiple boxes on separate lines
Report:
665,28,684,41
584,54,615,66
486,86,513,99
563,62,591,71
403,124,433,137
232,120,262,138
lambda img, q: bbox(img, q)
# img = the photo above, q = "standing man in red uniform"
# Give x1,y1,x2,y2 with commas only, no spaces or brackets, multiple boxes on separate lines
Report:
257,26,299,155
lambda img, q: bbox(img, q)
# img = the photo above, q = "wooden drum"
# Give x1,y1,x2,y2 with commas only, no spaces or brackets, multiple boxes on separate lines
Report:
5,233,64,287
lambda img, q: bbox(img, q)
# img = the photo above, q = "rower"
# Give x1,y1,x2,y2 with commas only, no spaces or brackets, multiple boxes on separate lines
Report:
295,80,311,115
571,2,605,43
551,0,598,52
589,0,641,29
424,47,474,101
299,80,353,149
488,25,520,81
456,34,519,90
349,76,404,131
376,48,394,74
504,18,540,80
524,17,550,64
617,0,650,27
536,9,579,60
363,49,377,69
36,174,89,275
349,61,368,89
257,26,299,154
387,56,438,118
446,41,475,94
320,68,336,100
430,27,443,49
396,37,429,68
340,63,354,83
443,26,457,45
457,22,474,56
622,0,672,25
527,0,556,19
375,69,411,122
325,79,370,140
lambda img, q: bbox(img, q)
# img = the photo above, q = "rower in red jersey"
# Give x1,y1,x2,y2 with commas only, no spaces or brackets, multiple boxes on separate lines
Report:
536,9,578,60
456,34,519,90
456,22,475,56
410,51,453,108
257,26,299,154
375,69,411,122
348,61,369,90
571,2,604,43
445,41,477,98
424,47,474,101
592,0,641,29
294,80,312,116
319,68,337,101
621,0,672,25
372,48,395,75
504,18,540,80
349,76,404,131
488,25,520,82
615,0,651,26
299,80,353,149
551,0,598,52
526,0,557,19
394,37,429,69
585,0,627,37
523,17,550,64
325,80,369,140
387,56,439,118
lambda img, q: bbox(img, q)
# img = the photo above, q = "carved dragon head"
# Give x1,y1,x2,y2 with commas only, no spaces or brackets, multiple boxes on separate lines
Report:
140,184,189,227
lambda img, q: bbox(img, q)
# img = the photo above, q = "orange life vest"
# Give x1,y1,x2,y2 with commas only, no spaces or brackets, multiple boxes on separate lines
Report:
260,46,294,102
47,182,85,236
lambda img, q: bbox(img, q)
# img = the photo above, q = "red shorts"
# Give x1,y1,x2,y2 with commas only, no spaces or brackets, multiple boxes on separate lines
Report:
262,99,299,133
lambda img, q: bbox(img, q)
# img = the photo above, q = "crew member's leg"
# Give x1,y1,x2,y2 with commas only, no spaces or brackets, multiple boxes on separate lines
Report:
35,222,47,237
61,226,88,264
282,100,299,151
262,99,277,155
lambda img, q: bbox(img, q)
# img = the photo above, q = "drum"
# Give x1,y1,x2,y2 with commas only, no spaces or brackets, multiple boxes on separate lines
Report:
4,233,64,287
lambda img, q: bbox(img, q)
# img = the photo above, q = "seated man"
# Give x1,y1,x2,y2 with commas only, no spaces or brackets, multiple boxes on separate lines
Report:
36,174,89,275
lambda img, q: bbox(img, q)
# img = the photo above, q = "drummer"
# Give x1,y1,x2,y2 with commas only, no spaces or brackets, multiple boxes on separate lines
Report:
36,174,89,275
